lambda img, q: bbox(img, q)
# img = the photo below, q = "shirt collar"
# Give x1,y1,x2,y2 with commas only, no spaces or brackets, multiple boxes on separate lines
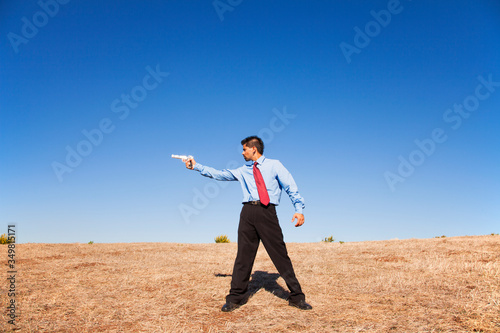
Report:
246,155,266,166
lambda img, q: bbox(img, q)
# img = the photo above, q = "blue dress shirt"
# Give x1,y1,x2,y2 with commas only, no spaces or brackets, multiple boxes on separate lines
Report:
193,156,305,214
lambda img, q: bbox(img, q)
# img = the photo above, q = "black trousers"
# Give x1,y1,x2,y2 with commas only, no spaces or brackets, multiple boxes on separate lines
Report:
226,203,305,304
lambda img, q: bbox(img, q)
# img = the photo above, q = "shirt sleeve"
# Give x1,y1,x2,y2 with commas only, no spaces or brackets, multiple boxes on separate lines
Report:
275,161,305,214
193,163,238,181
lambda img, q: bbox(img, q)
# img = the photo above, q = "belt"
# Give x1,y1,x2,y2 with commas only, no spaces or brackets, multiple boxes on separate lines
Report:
244,200,275,206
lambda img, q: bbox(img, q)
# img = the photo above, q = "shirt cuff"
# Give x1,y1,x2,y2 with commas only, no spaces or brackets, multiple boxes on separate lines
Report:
193,163,203,172
294,203,304,214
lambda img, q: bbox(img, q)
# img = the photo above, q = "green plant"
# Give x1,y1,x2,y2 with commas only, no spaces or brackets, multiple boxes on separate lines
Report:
339,241,345,244
322,236,335,243
88,241,94,244
0,233,13,244
435,235,446,238
215,235,230,243
491,233,499,236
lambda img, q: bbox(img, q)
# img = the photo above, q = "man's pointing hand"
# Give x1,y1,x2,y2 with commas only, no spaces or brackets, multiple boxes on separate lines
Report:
185,157,195,170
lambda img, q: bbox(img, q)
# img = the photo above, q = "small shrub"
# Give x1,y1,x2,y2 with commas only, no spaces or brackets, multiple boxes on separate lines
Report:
435,235,446,238
339,241,345,244
0,233,13,244
490,233,499,236
215,235,230,243
322,236,335,243
88,241,94,244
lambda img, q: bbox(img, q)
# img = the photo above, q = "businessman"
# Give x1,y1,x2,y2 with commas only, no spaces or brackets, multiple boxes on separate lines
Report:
184,136,312,312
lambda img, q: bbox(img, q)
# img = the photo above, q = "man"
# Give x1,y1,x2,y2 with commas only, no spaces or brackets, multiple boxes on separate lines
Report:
183,136,312,312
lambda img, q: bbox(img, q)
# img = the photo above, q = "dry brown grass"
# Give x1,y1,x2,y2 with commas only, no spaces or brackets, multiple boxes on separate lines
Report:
1,235,499,332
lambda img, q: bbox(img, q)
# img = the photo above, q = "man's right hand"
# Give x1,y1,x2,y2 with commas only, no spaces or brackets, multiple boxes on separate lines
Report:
184,157,195,170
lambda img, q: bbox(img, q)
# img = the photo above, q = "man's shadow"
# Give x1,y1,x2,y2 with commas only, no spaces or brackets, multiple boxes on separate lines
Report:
215,270,290,302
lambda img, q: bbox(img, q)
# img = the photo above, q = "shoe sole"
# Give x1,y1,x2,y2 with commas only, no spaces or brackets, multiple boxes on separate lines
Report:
221,304,241,312
288,303,312,310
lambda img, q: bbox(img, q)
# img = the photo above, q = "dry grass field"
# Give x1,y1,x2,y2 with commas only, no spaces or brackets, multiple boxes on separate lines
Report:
1,235,499,332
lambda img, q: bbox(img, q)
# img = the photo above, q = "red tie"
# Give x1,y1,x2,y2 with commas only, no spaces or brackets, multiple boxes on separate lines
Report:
253,162,270,206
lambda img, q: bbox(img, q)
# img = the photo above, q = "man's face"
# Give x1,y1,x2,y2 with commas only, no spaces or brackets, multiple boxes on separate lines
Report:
242,144,256,161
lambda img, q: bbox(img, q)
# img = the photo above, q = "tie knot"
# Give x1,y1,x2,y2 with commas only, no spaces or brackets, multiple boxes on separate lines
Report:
254,162,258,167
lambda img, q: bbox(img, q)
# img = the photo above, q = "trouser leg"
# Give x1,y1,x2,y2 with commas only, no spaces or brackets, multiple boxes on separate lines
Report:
257,205,305,303
226,205,260,304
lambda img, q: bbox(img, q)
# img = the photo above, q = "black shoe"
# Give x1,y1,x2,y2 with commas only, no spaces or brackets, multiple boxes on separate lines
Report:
289,300,312,310
221,301,241,312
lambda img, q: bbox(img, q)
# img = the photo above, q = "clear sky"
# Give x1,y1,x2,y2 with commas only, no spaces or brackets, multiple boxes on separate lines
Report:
1,0,499,244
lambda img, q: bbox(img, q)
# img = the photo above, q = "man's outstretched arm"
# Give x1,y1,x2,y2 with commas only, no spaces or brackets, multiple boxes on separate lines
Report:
185,157,238,181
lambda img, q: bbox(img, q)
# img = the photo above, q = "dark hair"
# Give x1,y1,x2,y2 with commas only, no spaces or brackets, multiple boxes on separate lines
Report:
241,136,264,154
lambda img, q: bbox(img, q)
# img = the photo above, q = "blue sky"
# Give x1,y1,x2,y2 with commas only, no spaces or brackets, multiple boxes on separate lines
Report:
1,0,499,244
